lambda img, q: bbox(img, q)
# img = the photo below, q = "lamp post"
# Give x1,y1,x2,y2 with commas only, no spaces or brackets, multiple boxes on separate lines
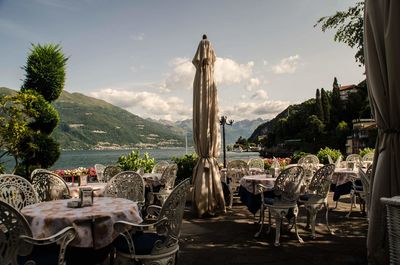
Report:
220,116,234,168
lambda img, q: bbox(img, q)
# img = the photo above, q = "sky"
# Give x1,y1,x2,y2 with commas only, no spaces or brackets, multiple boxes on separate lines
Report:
0,0,364,122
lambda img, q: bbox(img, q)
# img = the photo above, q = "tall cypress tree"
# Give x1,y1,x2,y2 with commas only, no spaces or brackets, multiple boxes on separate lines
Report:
316,89,324,122
331,77,342,125
321,88,331,124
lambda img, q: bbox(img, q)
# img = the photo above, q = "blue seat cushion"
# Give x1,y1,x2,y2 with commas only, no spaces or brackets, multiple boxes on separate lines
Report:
65,244,112,265
18,244,60,265
299,194,310,201
115,232,167,255
263,197,275,205
354,185,363,192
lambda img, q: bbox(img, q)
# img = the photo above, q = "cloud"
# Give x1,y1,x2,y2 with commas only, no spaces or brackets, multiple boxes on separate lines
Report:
246,78,260,91
222,99,290,120
271,55,300,74
250,89,268,100
131,33,145,41
89,88,191,120
159,57,256,92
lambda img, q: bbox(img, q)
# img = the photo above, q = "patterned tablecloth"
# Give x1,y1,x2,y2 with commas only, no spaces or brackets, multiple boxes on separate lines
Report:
67,182,107,198
21,197,142,249
239,174,275,194
331,168,359,186
142,173,163,187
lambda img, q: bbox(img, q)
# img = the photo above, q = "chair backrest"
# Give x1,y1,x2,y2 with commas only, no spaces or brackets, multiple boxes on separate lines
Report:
151,161,169,174
0,174,39,211
358,164,373,204
335,155,343,168
94,164,106,182
301,154,320,165
247,158,264,171
308,164,336,197
160,163,178,190
104,171,145,208
327,154,334,164
0,200,33,265
103,165,122,183
156,179,190,248
346,154,362,168
274,166,304,201
227,160,249,191
136,167,145,176
31,169,70,202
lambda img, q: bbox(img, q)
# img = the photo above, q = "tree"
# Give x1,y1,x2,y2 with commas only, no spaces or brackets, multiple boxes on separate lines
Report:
315,89,324,122
21,44,68,101
321,88,331,124
315,2,364,66
331,77,342,125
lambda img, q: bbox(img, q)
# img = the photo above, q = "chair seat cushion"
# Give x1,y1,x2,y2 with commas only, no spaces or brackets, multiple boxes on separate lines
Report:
354,185,363,192
115,232,167,255
18,244,60,265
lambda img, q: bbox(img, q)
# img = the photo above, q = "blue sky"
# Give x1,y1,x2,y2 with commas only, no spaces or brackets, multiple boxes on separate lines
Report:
0,0,363,121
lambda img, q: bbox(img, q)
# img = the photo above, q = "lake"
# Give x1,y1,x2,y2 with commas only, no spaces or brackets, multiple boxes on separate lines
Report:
3,148,262,171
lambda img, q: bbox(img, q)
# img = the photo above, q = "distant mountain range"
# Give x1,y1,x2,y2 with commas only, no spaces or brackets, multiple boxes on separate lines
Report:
0,87,267,149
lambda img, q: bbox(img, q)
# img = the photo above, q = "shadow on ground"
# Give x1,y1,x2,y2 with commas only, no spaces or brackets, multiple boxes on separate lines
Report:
178,194,368,265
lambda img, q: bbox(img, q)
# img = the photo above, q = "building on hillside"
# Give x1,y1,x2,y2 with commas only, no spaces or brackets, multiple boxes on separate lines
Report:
339,84,358,101
346,119,377,154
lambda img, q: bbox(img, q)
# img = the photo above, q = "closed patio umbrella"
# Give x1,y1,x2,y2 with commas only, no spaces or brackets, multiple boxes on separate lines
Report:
364,1,400,264
191,35,226,217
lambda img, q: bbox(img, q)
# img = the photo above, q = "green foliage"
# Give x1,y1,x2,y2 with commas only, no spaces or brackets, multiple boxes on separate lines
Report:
321,88,330,124
21,43,68,102
171,153,198,183
317,147,342,164
315,89,324,121
117,150,155,173
359,147,375,157
315,2,364,66
292,151,308,163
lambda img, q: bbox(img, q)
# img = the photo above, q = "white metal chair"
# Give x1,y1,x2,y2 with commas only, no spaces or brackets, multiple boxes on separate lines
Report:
31,169,70,202
103,165,122,183
113,179,190,265
150,164,178,205
347,164,373,218
226,160,249,208
94,163,106,182
345,154,362,169
362,152,374,168
151,161,169,174
247,157,265,175
104,171,146,212
0,200,76,265
0,174,39,211
299,164,336,238
254,166,304,246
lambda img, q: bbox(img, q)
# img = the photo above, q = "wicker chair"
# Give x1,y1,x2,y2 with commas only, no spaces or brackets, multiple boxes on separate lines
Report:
31,169,70,202
381,196,400,265
104,171,145,211
0,200,76,265
94,164,106,182
226,160,249,208
151,161,169,174
347,164,373,218
113,179,190,265
299,164,335,238
0,174,39,211
254,166,304,246
103,165,122,183
150,164,178,205
247,157,265,175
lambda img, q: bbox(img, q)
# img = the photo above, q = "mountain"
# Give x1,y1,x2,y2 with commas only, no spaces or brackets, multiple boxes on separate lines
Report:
0,87,185,150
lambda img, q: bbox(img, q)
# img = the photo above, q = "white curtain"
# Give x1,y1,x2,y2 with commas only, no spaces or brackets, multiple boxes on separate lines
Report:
364,1,400,264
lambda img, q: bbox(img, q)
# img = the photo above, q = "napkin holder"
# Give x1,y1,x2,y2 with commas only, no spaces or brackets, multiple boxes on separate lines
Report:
67,199,81,208
79,187,93,207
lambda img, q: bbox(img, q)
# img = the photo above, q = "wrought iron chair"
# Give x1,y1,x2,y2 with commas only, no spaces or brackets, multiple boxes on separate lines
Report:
104,171,145,211
94,163,106,182
327,154,334,164
0,200,76,265
226,159,249,208
345,154,362,169
103,165,122,183
0,174,39,211
113,179,190,265
254,166,304,246
247,157,265,175
347,164,373,218
150,164,178,205
151,161,169,174
31,169,71,202
362,152,374,168
299,164,335,238
298,155,320,192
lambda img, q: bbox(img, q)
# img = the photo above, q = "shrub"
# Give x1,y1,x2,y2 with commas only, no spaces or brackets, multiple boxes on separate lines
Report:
292,151,308,163
171,153,198,184
359,147,374,158
317,147,342,164
117,150,155,173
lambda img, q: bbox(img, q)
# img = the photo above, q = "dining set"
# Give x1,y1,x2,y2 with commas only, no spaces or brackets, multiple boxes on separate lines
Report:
225,153,374,246
0,161,189,265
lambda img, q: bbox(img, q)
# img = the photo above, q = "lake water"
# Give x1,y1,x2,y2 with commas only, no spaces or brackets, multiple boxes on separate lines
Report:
2,148,261,171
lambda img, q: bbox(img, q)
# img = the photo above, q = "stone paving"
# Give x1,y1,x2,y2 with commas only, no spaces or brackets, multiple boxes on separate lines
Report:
178,193,368,265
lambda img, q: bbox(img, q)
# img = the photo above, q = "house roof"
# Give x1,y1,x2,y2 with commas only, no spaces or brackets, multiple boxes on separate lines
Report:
339,85,357,91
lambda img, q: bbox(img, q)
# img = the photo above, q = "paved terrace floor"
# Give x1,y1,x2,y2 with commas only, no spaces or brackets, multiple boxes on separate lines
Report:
179,193,368,265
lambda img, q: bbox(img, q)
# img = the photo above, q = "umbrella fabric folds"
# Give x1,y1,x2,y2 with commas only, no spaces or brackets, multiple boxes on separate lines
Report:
364,1,400,264
191,36,226,217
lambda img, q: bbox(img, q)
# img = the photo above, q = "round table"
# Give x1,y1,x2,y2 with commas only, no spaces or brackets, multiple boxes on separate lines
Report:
240,174,275,194
67,182,107,198
21,197,143,249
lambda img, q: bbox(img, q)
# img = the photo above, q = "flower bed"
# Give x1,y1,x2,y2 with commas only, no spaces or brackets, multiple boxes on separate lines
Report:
53,167,97,182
